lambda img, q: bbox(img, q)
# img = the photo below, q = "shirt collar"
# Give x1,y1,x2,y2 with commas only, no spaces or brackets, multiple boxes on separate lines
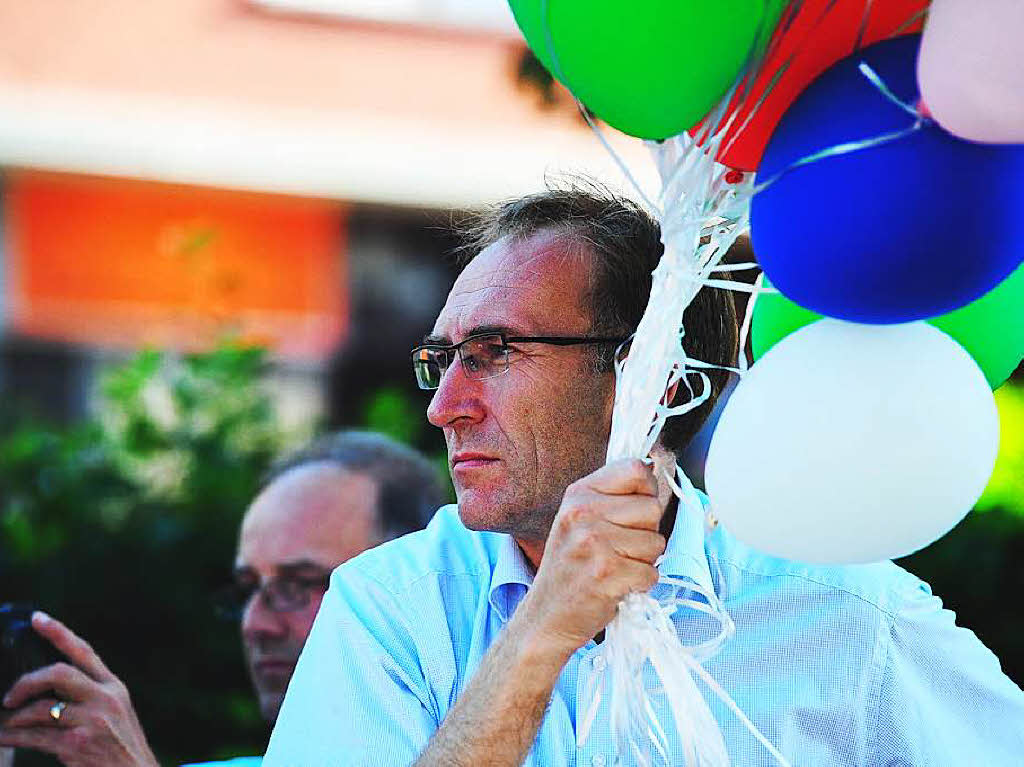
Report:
488,534,534,623
656,491,716,598
486,492,715,623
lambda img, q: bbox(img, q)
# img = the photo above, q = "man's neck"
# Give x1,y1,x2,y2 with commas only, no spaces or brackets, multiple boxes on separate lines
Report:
515,537,546,572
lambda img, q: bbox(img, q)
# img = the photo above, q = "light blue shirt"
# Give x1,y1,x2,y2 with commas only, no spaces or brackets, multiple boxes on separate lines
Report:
266,504,1024,765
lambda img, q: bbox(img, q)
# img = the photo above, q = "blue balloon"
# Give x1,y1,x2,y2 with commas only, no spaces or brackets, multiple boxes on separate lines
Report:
751,35,1024,324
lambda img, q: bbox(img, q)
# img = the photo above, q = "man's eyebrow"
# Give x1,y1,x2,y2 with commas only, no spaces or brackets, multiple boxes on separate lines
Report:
276,560,333,576
232,560,331,579
421,325,519,346
467,324,518,338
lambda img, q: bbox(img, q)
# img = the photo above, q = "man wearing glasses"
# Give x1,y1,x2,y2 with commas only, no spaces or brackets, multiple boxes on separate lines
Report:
267,181,1024,766
0,431,446,766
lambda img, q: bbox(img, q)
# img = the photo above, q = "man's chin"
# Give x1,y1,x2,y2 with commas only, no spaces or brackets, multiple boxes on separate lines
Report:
250,668,293,722
455,488,555,541
259,692,285,726
455,489,515,533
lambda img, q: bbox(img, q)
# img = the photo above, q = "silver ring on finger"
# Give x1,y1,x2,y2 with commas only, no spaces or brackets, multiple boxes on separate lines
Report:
49,700,67,723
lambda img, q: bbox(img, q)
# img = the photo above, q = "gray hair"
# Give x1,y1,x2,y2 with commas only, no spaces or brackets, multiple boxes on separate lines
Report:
263,430,448,540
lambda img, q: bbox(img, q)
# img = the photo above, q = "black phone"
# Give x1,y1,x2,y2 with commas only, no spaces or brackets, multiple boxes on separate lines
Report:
0,604,62,700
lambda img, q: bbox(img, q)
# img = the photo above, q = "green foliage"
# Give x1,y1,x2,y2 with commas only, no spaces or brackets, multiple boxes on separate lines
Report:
977,383,1024,516
362,386,454,503
1,343,290,764
899,506,1024,686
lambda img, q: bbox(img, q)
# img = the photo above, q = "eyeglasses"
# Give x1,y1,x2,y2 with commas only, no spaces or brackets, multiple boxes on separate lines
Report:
411,332,629,390
214,571,332,620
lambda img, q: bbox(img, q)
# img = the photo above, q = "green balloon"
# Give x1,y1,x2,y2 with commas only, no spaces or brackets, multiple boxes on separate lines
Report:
752,263,1024,389
509,0,785,140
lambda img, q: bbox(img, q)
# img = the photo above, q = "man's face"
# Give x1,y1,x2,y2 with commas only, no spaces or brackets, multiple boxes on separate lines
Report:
426,231,616,546
235,463,379,725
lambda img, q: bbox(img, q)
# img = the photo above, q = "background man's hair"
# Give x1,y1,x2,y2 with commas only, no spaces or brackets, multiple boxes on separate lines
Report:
455,176,739,459
263,430,448,540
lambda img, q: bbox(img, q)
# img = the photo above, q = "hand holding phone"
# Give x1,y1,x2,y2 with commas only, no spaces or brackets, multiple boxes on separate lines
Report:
0,604,62,706
0,610,158,767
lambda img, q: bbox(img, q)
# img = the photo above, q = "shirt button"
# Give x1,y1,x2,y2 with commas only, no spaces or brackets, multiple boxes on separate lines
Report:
592,754,607,767
592,654,606,672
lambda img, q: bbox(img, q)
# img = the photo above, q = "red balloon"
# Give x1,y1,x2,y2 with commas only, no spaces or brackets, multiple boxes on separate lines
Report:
710,0,928,171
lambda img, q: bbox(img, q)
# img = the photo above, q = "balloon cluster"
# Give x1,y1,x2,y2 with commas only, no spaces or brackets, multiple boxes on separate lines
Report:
510,0,1024,564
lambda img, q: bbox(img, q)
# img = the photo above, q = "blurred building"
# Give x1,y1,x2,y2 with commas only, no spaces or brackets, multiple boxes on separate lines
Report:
0,0,650,430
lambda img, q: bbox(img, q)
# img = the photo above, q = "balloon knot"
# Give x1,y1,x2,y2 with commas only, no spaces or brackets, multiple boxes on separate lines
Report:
724,170,745,184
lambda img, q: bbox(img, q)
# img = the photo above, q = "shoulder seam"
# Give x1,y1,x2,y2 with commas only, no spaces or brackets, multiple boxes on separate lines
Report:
354,562,485,599
712,555,903,619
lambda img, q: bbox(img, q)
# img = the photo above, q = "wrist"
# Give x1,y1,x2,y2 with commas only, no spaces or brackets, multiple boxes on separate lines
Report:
508,596,583,668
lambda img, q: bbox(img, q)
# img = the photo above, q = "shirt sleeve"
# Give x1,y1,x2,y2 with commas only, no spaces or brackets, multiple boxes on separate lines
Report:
263,567,439,767
871,576,1024,765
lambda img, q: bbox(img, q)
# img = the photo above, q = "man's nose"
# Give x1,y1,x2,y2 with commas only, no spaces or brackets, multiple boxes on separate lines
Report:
426,358,486,429
241,592,288,640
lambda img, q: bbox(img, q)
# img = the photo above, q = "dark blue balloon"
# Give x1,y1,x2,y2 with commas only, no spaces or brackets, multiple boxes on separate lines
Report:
751,35,1024,323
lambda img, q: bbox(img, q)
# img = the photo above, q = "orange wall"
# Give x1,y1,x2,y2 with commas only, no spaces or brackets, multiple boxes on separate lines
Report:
6,171,347,359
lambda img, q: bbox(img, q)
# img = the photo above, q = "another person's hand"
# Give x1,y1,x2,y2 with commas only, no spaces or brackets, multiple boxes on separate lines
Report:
523,458,666,655
0,612,159,767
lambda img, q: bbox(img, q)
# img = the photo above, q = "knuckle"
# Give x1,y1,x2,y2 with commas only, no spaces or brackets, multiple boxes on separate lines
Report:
572,527,605,558
626,457,647,475
591,555,614,581
110,678,130,701
65,727,91,751
96,688,120,712
565,476,587,495
53,662,75,682
566,503,593,526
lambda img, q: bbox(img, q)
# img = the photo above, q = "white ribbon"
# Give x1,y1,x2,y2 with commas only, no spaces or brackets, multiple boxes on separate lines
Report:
531,2,928,764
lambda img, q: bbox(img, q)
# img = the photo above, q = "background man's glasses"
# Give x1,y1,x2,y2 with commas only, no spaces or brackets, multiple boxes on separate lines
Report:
213,573,332,620
411,332,628,390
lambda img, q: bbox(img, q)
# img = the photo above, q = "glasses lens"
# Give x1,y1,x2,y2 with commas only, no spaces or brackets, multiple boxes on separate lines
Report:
262,579,307,612
460,335,508,381
263,576,331,613
412,348,442,390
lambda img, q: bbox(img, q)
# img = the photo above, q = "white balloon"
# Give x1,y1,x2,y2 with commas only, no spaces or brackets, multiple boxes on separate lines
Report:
705,319,999,564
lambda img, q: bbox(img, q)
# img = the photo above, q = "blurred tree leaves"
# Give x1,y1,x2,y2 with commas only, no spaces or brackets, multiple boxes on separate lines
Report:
1,342,291,765
977,383,1024,515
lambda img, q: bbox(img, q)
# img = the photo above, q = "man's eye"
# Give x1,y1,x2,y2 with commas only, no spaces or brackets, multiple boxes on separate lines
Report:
463,353,482,372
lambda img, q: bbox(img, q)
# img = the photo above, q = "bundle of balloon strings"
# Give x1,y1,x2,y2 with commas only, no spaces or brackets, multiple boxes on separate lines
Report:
569,12,792,767
584,128,789,767
542,3,937,762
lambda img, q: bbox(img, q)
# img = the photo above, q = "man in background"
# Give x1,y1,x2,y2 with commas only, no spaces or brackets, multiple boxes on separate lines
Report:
0,430,447,766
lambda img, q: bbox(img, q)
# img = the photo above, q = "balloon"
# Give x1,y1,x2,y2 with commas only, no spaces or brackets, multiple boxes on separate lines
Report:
507,0,785,140
750,35,1024,324
752,263,1024,389
714,0,927,171
705,320,999,564
918,0,1024,144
